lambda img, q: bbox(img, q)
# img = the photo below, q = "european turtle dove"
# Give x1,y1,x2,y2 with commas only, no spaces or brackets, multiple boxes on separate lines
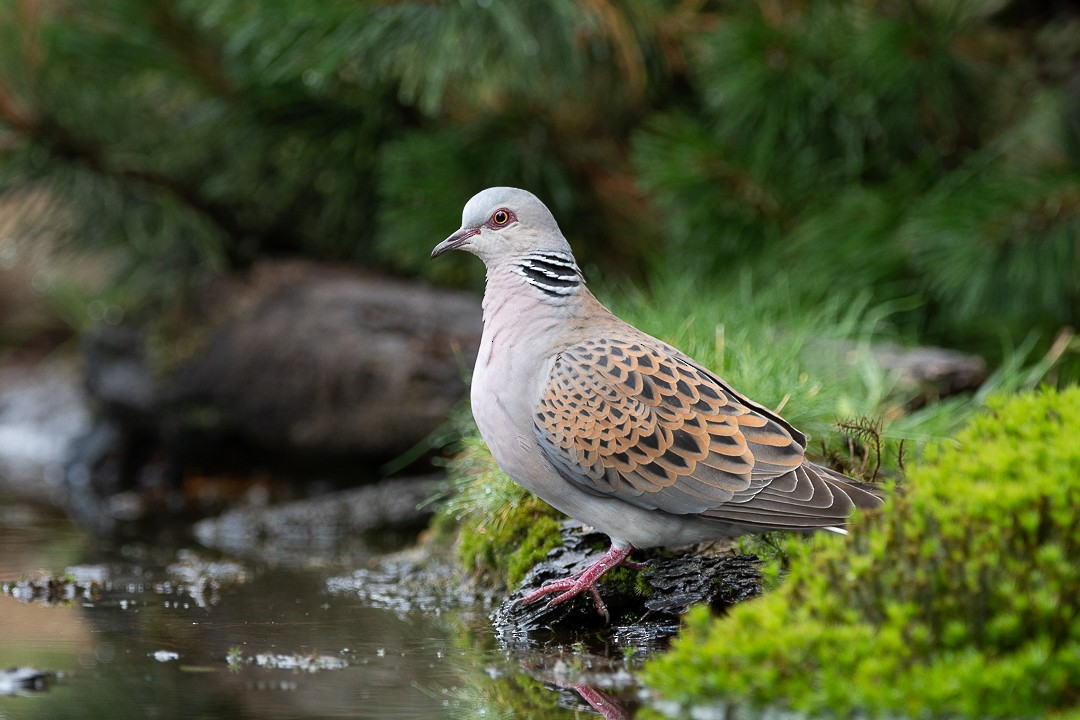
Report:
432,187,883,619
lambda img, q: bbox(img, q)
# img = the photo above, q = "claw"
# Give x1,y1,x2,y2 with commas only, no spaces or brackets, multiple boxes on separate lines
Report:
586,584,608,621
517,544,636,620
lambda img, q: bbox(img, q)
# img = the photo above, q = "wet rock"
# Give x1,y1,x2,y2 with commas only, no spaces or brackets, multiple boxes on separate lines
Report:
1,553,255,610
232,652,350,673
166,551,247,586
165,550,249,608
642,552,761,615
62,417,134,533
1,574,101,606
86,260,482,459
326,518,761,638
64,260,480,530
193,475,439,565
491,521,761,641
82,326,156,418
868,343,988,399
0,667,55,696
817,340,987,408
0,356,92,504
327,542,496,616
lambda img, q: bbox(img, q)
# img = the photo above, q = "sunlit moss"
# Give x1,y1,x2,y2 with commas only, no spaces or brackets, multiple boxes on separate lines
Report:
643,386,1080,718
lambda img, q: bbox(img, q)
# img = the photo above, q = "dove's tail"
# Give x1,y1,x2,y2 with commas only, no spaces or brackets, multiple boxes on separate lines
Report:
700,461,885,534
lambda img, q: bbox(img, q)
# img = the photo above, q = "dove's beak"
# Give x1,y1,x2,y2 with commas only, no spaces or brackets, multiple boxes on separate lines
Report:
431,227,480,259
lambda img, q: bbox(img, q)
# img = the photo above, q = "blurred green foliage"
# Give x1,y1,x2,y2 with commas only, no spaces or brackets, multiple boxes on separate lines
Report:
642,385,1080,718
0,0,1078,363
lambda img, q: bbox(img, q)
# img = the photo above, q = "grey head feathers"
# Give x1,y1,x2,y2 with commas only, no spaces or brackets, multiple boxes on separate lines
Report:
431,187,581,297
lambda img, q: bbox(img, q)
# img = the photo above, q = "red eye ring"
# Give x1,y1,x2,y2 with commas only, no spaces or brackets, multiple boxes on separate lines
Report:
488,208,513,228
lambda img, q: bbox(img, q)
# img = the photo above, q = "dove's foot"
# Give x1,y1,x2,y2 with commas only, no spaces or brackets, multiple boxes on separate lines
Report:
518,544,637,621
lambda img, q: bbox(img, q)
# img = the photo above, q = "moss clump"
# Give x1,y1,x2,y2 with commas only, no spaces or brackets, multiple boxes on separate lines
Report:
435,435,564,588
642,386,1080,718
600,564,653,599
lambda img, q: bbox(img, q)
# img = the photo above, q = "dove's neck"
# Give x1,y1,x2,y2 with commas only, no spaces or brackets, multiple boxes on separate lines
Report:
479,252,607,357
505,250,583,299
482,251,584,317
470,252,614,467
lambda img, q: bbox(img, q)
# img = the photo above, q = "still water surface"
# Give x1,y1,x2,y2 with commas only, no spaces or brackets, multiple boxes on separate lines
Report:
0,499,648,719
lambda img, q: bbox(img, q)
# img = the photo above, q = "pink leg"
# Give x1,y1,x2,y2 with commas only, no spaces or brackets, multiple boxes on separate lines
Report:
518,544,636,620
573,685,632,720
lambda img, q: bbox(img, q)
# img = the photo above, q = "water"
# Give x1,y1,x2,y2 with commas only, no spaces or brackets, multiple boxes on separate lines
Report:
0,499,650,719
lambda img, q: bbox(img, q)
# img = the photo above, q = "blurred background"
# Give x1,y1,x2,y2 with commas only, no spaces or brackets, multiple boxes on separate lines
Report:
1,0,1079,520
1,2,1079,717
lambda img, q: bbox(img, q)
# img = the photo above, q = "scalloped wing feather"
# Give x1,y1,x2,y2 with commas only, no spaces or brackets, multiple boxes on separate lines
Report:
534,336,813,517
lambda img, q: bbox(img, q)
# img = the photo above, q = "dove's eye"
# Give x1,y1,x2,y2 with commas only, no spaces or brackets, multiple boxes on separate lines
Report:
488,209,514,228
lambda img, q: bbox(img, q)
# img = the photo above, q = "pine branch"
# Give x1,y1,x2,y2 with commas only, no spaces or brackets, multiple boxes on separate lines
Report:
148,0,236,100
26,111,247,263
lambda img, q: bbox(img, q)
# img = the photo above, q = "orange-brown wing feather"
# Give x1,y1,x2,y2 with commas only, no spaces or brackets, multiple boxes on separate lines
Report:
533,337,806,515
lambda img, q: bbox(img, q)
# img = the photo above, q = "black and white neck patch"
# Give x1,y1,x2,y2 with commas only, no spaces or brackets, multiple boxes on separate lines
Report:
513,252,582,296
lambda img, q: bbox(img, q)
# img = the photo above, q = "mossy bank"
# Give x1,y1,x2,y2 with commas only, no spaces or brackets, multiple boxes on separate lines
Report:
643,386,1080,718
433,435,564,589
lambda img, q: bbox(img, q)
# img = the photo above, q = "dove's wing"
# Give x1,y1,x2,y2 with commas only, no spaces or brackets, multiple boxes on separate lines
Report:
534,336,869,527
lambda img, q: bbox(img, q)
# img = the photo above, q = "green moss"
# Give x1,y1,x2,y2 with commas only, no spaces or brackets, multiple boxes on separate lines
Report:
436,435,564,588
735,531,789,592
643,386,1080,718
602,565,652,599
497,510,563,589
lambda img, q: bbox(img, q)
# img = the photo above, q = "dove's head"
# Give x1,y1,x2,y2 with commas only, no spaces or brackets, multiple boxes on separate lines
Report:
431,187,573,264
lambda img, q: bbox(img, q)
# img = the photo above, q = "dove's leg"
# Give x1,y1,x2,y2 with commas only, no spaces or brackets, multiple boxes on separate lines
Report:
518,544,637,620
